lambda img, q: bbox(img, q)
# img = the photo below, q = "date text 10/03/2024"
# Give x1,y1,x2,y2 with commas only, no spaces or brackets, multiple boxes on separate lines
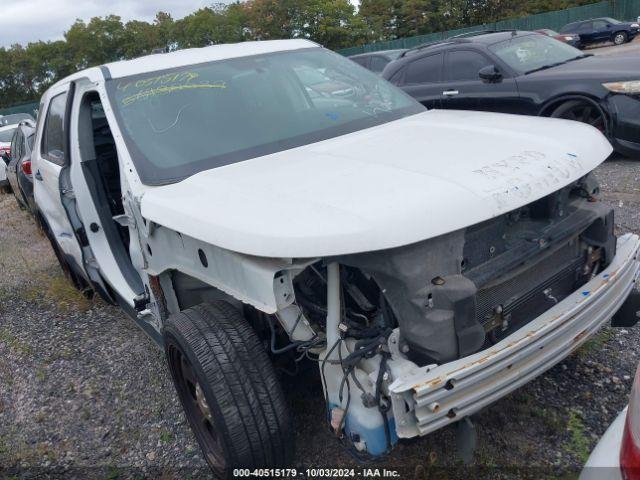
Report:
232,468,401,478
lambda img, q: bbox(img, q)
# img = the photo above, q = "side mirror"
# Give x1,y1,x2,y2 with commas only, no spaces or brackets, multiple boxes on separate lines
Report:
0,152,9,165
479,65,503,83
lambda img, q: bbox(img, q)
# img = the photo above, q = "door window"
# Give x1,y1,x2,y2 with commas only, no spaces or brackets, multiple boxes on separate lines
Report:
577,22,594,33
445,51,492,81
351,57,368,68
370,56,389,73
592,20,608,30
41,92,68,165
405,54,443,85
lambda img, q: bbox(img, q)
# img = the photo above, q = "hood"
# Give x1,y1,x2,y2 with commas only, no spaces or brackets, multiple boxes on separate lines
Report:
527,54,640,81
141,109,612,258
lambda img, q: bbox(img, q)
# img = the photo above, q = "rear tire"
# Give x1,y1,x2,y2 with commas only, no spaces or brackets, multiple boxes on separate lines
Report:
613,31,628,45
164,301,294,478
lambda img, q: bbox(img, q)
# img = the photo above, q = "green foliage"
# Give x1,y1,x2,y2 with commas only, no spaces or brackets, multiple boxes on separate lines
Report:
565,408,591,463
0,0,609,107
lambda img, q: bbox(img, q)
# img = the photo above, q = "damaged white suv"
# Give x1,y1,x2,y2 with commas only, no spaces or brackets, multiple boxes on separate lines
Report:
32,39,640,475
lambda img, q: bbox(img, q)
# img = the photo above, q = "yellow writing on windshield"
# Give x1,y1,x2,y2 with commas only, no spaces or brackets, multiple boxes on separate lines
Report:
121,83,227,106
117,71,200,92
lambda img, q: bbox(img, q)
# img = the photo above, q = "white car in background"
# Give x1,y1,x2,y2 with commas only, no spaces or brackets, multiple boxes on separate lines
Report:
581,364,640,480
0,123,18,157
0,124,18,192
30,39,640,477
0,158,8,192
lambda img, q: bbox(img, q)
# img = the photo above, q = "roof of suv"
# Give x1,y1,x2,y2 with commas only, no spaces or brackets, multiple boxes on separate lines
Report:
54,39,319,87
349,49,408,59
393,30,534,60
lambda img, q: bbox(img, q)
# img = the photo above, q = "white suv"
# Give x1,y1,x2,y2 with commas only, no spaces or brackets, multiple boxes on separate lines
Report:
31,39,640,476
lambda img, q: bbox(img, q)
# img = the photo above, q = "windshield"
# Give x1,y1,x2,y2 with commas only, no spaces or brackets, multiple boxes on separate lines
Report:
0,127,16,143
489,34,584,74
602,17,622,24
106,47,423,185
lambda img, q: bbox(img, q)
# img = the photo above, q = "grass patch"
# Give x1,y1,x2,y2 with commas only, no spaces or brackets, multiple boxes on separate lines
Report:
564,409,591,463
24,272,93,313
35,411,45,424
160,430,172,444
0,328,32,356
106,466,120,480
576,328,615,358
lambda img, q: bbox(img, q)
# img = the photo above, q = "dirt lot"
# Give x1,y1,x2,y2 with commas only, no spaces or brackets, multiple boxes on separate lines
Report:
0,154,639,480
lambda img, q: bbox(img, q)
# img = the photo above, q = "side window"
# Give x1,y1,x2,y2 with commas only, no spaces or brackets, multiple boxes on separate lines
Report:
592,20,607,29
370,56,389,74
578,22,593,33
405,54,443,85
446,51,492,81
41,92,68,165
351,57,369,68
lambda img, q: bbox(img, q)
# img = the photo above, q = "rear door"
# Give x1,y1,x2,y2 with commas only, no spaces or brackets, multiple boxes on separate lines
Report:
34,83,115,299
33,87,85,273
398,53,444,109
441,49,521,113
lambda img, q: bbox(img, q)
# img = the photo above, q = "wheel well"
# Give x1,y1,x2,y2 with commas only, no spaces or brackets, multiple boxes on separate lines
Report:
538,95,610,133
539,95,600,116
168,270,242,313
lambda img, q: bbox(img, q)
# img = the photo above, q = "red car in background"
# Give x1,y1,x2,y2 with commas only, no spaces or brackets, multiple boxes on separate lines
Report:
536,28,582,48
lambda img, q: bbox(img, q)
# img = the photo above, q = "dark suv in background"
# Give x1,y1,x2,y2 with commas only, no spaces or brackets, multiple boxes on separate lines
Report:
348,49,407,74
560,17,640,46
382,30,640,156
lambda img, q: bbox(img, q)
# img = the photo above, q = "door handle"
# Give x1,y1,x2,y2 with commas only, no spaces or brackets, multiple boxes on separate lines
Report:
442,89,460,96
35,170,43,181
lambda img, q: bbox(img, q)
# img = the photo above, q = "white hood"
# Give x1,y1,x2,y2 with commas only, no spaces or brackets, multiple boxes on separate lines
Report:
141,110,612,258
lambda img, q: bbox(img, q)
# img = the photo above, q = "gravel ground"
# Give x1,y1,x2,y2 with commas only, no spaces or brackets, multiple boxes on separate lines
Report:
588,35,640,56
1,155,640,480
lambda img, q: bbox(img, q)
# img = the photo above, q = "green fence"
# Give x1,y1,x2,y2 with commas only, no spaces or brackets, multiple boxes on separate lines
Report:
338,0,640,56
0,101,39,118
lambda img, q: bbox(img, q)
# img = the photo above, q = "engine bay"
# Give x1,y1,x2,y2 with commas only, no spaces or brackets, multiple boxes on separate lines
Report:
290,173,615,366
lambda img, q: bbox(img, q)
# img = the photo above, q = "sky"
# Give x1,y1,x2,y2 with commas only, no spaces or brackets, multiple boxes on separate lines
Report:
1,0,360,48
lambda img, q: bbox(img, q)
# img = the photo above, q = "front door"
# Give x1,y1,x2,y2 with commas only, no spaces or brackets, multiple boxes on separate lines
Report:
67,81,145,306
440,50,521,114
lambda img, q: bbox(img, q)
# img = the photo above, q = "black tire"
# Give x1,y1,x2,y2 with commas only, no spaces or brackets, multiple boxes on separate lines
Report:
550,100,608,135
164,301,294,478
613,31,628,45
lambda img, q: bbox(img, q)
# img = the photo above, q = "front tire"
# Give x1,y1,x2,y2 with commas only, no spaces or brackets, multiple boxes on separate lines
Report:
550,100,608,135
613,31,628,45
164,301,294,478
